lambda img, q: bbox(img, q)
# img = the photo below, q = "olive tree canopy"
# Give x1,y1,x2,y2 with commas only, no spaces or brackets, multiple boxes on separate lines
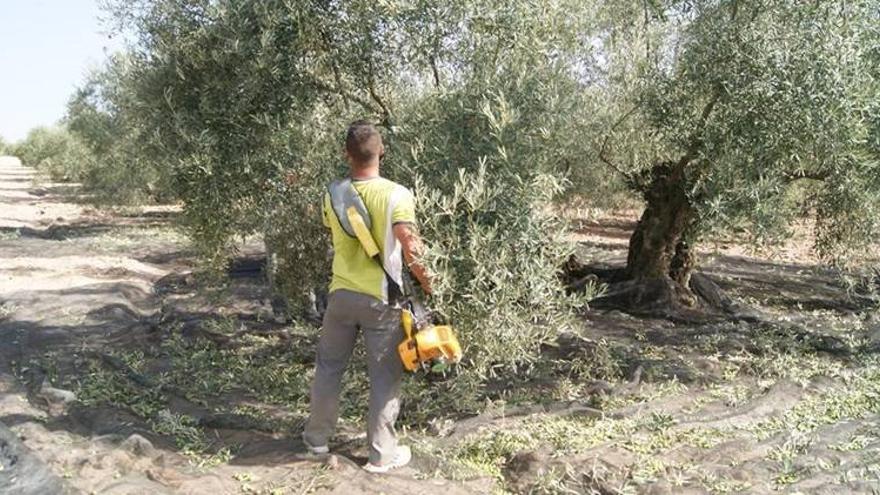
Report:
586,0,880,312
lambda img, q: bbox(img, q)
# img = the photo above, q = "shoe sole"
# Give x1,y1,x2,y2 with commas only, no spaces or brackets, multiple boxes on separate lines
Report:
363,446,411,473
302,437,329,455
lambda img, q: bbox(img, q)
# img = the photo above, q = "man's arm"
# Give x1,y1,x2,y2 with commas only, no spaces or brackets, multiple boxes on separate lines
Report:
393,223,432,295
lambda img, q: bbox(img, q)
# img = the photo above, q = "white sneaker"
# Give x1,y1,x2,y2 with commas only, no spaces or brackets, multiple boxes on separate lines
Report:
363,445,412,473
303,435,329,455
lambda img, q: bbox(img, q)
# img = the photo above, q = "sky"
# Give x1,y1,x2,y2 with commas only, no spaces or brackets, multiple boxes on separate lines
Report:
0,0,120,142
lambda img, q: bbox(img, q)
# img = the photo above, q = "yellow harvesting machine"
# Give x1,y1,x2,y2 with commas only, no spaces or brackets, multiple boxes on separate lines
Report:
398,308,463,372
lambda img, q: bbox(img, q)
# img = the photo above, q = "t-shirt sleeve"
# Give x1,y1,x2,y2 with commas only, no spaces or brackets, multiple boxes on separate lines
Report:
322,193,331,228
391,187,417,225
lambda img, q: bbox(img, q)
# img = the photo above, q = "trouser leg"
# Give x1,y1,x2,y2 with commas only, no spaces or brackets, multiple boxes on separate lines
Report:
303,292,357,447
362,302,404,465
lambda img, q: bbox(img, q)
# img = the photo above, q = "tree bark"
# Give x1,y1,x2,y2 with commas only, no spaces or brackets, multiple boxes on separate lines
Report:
669,240,695,288
626,162,694,284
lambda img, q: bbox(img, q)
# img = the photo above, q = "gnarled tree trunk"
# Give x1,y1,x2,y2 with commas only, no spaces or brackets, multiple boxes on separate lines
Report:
569,157,746,319
626,162,695,287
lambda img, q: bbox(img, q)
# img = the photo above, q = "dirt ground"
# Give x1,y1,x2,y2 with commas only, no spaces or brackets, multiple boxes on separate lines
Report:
2,157,880,494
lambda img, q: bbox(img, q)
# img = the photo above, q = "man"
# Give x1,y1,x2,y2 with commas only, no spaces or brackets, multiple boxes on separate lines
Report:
302,120,432,473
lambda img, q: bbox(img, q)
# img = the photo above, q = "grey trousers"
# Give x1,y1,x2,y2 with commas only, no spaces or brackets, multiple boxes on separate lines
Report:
303,289,404,465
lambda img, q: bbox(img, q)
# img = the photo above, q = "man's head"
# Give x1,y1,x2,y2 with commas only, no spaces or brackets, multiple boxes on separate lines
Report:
345,120,385,168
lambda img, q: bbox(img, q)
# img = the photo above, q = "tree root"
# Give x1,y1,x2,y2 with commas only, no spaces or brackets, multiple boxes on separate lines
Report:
564,257,763,323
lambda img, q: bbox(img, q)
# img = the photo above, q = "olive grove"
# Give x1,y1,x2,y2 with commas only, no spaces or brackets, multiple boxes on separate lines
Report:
10,0,879,404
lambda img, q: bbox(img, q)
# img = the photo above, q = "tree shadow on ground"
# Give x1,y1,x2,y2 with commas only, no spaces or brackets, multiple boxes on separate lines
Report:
0,220,175,241
571,217,637,241
137,250,196,265
116,209,179,220
0,194,82,206
699,255,870,313
0,177,38,184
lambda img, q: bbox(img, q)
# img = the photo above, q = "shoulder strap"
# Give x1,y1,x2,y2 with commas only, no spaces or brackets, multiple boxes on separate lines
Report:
328,178,370,237
327,178,407,302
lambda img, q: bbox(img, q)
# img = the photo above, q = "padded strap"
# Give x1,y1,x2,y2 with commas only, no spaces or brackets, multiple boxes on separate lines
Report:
328,178,371,237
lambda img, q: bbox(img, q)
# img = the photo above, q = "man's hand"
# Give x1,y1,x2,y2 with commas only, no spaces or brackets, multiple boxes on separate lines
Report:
393,223,432,295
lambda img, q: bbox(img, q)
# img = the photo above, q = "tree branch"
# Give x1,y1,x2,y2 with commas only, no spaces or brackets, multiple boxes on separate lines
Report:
598,106,639,180
312,78,379,115
643,0,651,60
330,62,349,110
677,91,723,169
430,54,441,88
367,59,392,126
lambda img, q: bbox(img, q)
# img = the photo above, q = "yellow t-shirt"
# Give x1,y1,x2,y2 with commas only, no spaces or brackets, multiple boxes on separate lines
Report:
322,177,416,302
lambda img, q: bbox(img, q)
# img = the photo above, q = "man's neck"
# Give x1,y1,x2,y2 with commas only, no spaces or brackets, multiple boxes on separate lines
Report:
350,163,380,180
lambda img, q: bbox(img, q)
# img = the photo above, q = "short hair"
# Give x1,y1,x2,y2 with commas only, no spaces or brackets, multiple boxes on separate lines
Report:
345,120,383,165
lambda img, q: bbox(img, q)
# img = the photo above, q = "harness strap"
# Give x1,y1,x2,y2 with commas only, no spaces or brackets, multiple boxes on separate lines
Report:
328,178,371,237
327,179,406,302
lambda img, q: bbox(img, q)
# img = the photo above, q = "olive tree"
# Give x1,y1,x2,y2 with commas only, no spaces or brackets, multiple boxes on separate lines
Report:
66,55,174,203
94,0,598,395
587,0,880,311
